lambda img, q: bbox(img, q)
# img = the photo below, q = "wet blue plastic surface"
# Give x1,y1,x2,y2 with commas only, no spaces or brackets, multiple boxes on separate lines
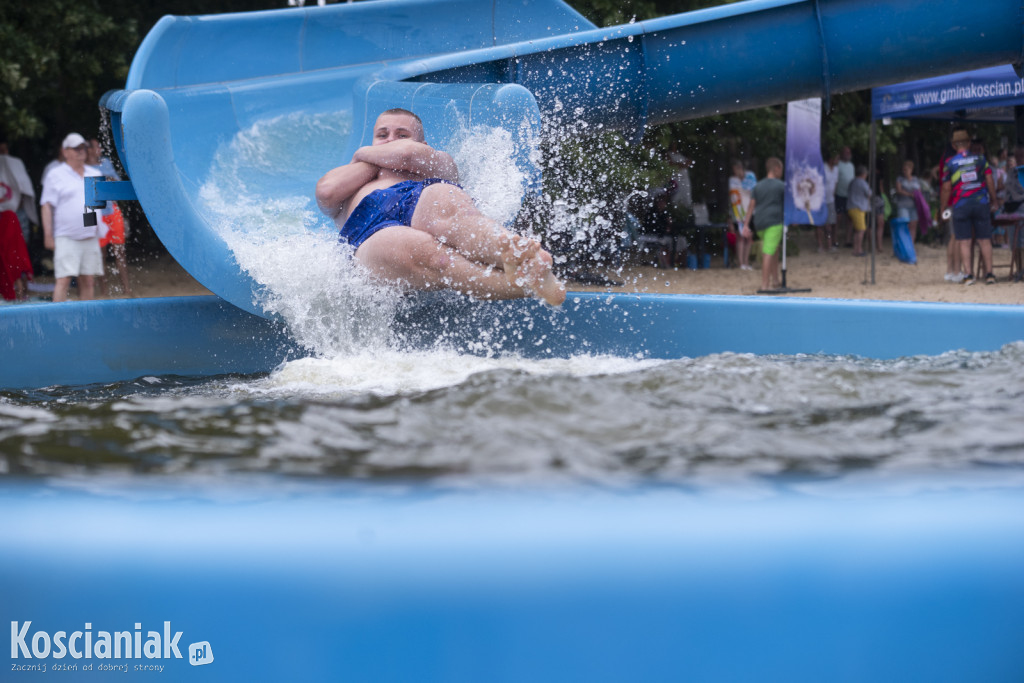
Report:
3,487,1024,682
3,293,1023,389
0,297,298,389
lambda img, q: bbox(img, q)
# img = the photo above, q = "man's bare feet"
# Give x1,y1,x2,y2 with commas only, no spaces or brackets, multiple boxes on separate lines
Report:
500,235,530,282
518,249,566,306
502,236,566,306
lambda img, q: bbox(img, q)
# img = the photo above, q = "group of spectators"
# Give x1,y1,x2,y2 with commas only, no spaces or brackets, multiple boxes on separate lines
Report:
819,129,1021,284
718,127,1022,287
0,134,129,303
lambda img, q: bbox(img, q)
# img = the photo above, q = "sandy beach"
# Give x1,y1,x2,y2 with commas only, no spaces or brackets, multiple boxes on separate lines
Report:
579,230,1024,306
20,229,1024,306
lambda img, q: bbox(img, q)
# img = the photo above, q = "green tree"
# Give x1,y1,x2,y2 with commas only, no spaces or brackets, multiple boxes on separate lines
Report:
0,1,136,141
0,0,282,176
0,0,285,255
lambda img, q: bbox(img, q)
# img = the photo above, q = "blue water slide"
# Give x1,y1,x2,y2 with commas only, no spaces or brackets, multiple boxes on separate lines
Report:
97,0,1024,317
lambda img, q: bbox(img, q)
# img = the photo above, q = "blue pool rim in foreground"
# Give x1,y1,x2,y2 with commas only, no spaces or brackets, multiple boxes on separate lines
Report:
1,292,1023,390
2,485,1023,682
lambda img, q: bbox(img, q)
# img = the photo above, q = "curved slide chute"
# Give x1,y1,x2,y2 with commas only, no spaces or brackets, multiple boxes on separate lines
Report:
99,0,1024,316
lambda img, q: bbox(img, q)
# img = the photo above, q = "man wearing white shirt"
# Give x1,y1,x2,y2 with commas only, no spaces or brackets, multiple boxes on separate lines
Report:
41,133,103,302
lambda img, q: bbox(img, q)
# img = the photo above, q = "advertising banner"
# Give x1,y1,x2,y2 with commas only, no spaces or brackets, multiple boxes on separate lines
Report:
784,98,828,227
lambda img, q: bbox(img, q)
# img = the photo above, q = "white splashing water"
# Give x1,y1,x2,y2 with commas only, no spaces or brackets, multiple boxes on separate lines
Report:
198,111,401,358
194,110,658,392
450,121,538,227
261,349,665,397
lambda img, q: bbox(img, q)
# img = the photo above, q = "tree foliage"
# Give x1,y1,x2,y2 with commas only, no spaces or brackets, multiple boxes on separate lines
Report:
0,0,281,180
0,1,136,141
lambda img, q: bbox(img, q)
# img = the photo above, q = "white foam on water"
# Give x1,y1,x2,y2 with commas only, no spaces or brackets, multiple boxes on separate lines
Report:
259,351,665,398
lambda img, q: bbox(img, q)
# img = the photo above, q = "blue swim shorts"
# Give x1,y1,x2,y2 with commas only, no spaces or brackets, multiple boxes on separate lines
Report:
340,178,458,250
952,196,993,241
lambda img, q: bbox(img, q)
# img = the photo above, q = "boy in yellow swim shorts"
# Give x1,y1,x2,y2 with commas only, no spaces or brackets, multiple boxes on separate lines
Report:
846,165,871,256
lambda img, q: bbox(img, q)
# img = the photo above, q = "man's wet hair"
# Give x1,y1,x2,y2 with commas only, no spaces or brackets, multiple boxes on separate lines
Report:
380,108,422,126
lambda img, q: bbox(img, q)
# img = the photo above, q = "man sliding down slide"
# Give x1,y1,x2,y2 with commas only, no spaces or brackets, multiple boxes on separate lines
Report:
316,109,566,306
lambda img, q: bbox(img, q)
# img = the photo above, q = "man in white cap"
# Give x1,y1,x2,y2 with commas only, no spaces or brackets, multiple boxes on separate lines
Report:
40,133,104,302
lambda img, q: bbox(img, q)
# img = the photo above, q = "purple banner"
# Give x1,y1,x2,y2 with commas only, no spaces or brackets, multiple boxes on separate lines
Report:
784,98,828,226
